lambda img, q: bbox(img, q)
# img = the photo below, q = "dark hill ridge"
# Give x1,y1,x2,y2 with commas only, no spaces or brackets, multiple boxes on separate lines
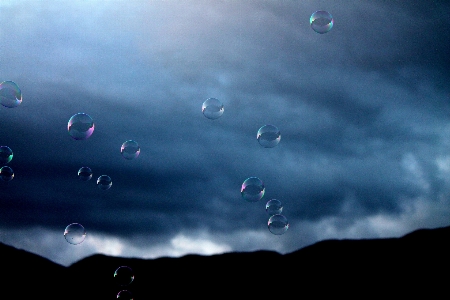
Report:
1,225,449,298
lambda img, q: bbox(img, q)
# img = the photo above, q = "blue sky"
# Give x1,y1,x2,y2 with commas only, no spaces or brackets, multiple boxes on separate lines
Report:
1,0,450,266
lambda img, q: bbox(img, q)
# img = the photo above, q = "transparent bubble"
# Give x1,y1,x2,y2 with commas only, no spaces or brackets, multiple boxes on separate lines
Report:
310,10,333,34
0,146,13,164
241,177,265,202
202,97,224,120
67,113,95,140
78,167,93,181
114,266,134,286
64,223,86,245
257,124,281,148
121,140,140,160
268,214,289,235
0,81,22,108
0,166,14,182
97,175,112,190
266,199,283,216
117,290,134,300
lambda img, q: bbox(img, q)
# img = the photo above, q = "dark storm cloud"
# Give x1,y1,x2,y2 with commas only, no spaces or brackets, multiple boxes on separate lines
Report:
1,1,450,266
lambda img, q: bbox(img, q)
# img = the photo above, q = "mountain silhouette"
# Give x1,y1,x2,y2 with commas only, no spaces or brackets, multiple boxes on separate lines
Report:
1,225,449,299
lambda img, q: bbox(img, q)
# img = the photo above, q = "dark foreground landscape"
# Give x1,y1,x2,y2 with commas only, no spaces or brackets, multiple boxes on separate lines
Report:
1,225,449,298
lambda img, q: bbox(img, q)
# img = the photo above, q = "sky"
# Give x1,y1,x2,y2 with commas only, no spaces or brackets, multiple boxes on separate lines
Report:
1,0,450,267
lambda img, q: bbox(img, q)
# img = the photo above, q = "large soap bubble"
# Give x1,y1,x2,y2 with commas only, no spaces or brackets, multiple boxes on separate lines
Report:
121,140,140,160
0,166,14,182
67,113,95,140
0,81,22,108
114,266,135,286
310,10,333,34
97,175,112,190
241,177,265,202
0,146,13,164
64,223,86,245
268,214,289,235
202,98,224,120
257,125,281,148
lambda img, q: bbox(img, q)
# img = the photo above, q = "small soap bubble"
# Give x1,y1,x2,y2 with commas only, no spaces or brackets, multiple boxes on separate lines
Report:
0,166,14,182
241,177,265,202
114,266,135,286
117,290,134,300
266,199,283,216
64,223,86,245
78,167,93,181
268,214,289,235
310,10,333,34
0,146,13,164
97,175,112,190
121,140,140,160
67,113,95,140
0,81,22,108
202,97,224,120
257,125,281,148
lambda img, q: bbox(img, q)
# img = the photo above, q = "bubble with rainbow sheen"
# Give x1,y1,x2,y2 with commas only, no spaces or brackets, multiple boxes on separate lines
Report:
121,140,140,160
266,199,283,216
64,223,86,245
67,113,95,140
114,266,135,286
202,97,224,120
117,290,134,300
268,214,289,235
97,175,112,190
310,10,333,34
241,177,265,202
78,166,93,181
0,146,13,165
0,166,14,182
0,81,22,108
257,124,281,148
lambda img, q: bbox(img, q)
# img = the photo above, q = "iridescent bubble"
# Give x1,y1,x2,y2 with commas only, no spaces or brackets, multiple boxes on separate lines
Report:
0,81,22,108
67,113,95,140
257,124,281,148
0,166,14,182
121,140,140,160
266,199,283,216
241,177,265,202
78,167,93,181
310,10,333,34
202,97,224,120
268,214,289,235
64,223,86,245
117,290,134,300
0,146,13,164
114,266,134,286
97,175,112,190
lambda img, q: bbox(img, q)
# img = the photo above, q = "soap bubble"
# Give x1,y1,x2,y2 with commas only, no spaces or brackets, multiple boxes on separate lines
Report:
114,266,134,286
257,124,281,148
0,166,14,182
202,97,224,120
78,167,93,181
0,146,13,164
310,10,333,34
67,113,95,140
241,177,265,202
0,81,22,108
121,140,140,160
64,223,86,245
117,290,133,300
266,199,283,216
268,214,289,235
97,175,112,190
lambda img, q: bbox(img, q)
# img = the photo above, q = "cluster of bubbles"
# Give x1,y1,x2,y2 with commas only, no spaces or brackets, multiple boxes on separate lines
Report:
114,266,135,299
